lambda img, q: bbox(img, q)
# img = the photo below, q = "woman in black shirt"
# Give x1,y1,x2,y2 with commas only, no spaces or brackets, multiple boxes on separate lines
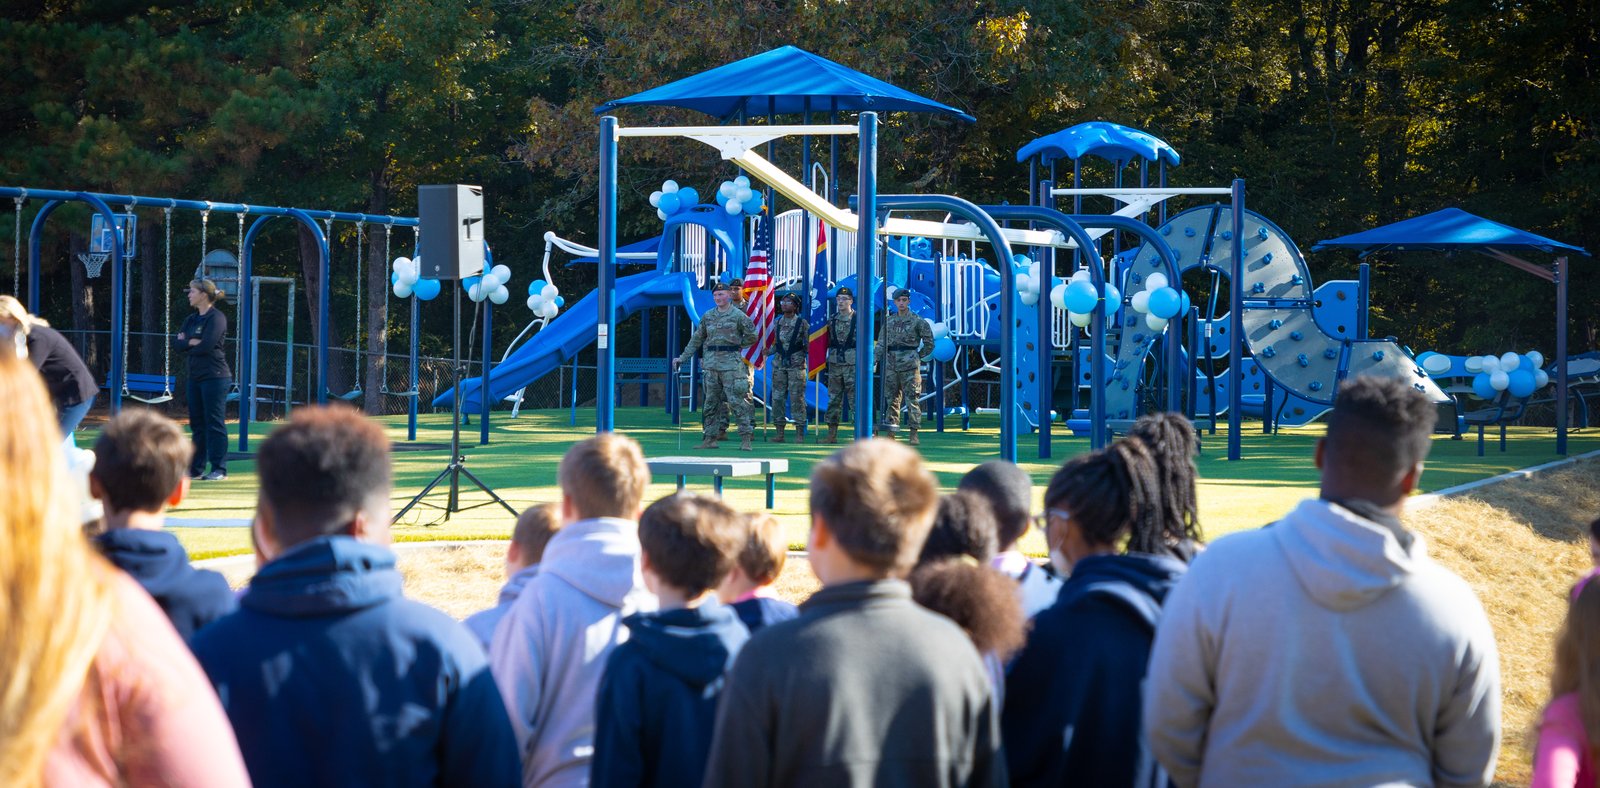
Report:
175,279,231,480
0,295,99,446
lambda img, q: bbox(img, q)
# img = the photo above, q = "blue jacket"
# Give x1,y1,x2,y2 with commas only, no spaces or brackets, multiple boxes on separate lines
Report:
1001,552,1187,788
191,536,520,788
730,595,799,635
93,528,235,641
591,602,749,788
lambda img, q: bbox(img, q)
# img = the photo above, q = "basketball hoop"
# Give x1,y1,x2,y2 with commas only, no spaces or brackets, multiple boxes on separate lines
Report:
79,252,109,278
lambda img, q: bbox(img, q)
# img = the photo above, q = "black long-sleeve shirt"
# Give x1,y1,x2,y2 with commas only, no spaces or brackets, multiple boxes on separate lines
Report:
174,309,231,381
25,324,98,408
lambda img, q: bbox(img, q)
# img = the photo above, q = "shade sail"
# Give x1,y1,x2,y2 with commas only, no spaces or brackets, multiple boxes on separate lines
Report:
1313,207,1588,256
595,45,975,123
1016,121,1181,166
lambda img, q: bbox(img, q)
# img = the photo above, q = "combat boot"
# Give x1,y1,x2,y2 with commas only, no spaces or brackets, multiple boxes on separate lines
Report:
821,424,838,444
908,426,920,446
739,433,753,451
694,435,719,450
715,428,728,442
771,423,786,443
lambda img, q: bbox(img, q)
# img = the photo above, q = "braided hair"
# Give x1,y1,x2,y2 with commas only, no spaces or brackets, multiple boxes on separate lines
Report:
1042,438,1164,552
1126,412,1204,551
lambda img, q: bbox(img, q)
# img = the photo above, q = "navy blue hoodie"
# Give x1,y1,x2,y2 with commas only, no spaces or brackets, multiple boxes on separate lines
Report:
190,536,520,788
93,528,236,641
591,602,749,788
1001,552,1187,788
730,595,799,635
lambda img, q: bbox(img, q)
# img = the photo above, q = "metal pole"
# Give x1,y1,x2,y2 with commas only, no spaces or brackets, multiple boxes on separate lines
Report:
854,112,878,440
79,194,126,414
1556,256,1569,455
1357,262,1370,340
1228,180,1246,461
408,295,419,441
1036,180,1055,458
27,199,64,313
238,215,271,451
481,300,492,445
597,116,619,433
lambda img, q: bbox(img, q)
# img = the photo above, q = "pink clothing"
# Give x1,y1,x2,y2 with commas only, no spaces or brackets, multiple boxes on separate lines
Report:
730,586,777,604
1534,692,1598,788
43,571,250,787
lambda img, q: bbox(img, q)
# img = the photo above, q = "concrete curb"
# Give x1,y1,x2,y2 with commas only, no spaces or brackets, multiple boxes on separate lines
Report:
1409,448,1600,510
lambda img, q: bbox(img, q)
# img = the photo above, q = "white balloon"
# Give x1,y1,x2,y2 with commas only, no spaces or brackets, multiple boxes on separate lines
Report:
1490,370,1510,391
1481,355,1501,373
479,273,501,291
662,180,679,193
491,264,511,284
1020,290,1039,306
1131,290,1152,314
393,281,413,298
467,283,484,302
540,302,560,319
1499,351,1520,371
392,255,412,271
400,269,420,287
1016,273,1032,294
541,284,559,300
1146,313,1169,331
1527,350,1545,368
931,322,950,339
526,295,539,311
1146,272,1169,290
1536,369,1550,387
1069,311,1093,328
1464,355,1484,373
490,285,509,305
724,201,741,215
1050,284,1067,310
649,191,663,207
1027,262,1040,283
1070,268,1090,282
734,186,753,203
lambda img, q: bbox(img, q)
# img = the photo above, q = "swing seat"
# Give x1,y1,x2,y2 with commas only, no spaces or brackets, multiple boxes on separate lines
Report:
329,387,365,401
384,389,420,398
111,373,177,404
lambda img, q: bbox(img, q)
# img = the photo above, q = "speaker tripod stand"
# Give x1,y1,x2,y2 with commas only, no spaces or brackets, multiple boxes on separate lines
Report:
393,281,517,523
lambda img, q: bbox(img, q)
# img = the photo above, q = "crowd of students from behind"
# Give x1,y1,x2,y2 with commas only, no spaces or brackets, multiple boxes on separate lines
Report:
4,319,1600,787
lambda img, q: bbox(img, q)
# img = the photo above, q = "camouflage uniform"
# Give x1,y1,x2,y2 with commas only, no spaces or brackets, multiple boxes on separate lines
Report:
824,309,857,428
766,312,811,429
706,290,754,439
878,307,934,433
676,305,758,441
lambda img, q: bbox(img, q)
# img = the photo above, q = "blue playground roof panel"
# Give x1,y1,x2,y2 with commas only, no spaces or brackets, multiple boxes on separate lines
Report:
1016,121,1181,166
1313,207,1589,256
595,46,975,123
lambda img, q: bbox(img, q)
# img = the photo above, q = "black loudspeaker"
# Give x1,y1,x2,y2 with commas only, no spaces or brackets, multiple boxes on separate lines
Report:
418,184,486,280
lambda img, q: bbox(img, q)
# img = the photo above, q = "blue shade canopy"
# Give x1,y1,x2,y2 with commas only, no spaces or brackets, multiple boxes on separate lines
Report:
594,46,975,123
1016,121,1181,166
1312,207,1589,256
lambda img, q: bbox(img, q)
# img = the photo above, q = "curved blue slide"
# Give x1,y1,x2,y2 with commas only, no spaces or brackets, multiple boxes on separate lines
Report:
436,271,715,413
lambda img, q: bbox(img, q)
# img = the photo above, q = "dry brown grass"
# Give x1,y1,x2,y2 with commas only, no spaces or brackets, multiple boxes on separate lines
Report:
1404,459,1600,785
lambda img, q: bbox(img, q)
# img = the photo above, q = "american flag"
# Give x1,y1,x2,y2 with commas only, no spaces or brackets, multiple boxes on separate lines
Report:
806,218,831,377
741,213,775,370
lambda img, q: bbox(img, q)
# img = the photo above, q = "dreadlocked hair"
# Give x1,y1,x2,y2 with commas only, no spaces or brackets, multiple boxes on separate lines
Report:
1042,438,1164,552
1127,412,1204,547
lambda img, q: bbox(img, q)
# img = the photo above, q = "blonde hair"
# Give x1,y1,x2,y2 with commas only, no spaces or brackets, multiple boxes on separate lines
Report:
0,294,48,335
1547,580,1600,777
557,434,649,521
738,512,788,585
0,344,116,785
189,279,226,306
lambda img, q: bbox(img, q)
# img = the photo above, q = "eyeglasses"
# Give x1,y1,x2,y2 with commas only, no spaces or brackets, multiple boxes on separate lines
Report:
1032,508,1072,534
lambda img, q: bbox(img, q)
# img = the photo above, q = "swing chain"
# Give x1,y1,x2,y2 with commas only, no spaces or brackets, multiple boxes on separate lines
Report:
12,192,23,297
199,206,211,264
163,208,173,393
354,220,364,383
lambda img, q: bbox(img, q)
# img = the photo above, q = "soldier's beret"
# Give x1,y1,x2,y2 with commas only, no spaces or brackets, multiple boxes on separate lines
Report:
712,283,732,293
779,292,802,305
894,288,912,299
834,286,854,299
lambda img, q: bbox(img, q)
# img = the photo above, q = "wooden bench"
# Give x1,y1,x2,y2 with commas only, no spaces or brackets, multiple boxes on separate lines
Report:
647,457,790,508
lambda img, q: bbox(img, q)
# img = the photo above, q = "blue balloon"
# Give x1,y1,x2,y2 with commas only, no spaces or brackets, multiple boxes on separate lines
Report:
932,337,958,363
414,278,441,301
390,271,400,286
742,196,764,216
678,187,699,208
1148,287,1182,319
528,278,548,296
1179,290,1191,315
1103,283,1122,315
463,275,482,291
1471,372,1497,400
483,243,493,266
1064,280,1098,313
554,295,565,307
658,192,681,215
1508,368,1537,397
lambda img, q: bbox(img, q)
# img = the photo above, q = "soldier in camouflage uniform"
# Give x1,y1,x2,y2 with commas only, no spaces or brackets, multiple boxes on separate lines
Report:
672,283,759,451
708,279,752,442
821,287,856,444
878,288,934,445
764,292,810,443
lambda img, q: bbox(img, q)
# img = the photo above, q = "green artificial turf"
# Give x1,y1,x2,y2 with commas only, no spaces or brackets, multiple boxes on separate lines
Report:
149,408,1600,559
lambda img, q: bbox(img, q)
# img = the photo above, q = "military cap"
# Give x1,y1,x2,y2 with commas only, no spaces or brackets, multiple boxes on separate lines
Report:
712,282,733,293
894,288,912,300
779,291,802,306
834,286,854,299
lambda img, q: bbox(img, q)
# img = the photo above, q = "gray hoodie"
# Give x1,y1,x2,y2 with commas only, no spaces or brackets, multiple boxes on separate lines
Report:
490,518,657,788
1143,498,1501,788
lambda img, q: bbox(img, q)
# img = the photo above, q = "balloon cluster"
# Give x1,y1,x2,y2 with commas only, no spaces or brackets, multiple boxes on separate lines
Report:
926,319,957,363
1051,269,1122,329
465,264,512,305
648,180,702,221
714,176,766,216
1013,255,1052,307
390,257,441,300
1464,350,1547,399
526,278,564,320
1128,273,1188,332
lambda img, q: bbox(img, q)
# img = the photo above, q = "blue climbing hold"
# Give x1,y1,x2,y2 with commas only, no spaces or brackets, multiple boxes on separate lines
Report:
1263,252,1274,263
1297,353,1310,368
1161,226,1171,236
1290,331,1303,341
1323,348,1338,359
1262,346,1277,358
1372,350,1385,361
1269,319,1283,329
1184,227,1196,237
1127,316,1139,327
1252,282,1266,294
1220,230,1233,241
1257,226,1270,241
1290,275,1303,286
1309,381,1324,392
1132,333,1146,342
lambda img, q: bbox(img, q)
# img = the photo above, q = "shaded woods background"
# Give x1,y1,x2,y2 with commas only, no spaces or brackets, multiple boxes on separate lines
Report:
2,0,1594,411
